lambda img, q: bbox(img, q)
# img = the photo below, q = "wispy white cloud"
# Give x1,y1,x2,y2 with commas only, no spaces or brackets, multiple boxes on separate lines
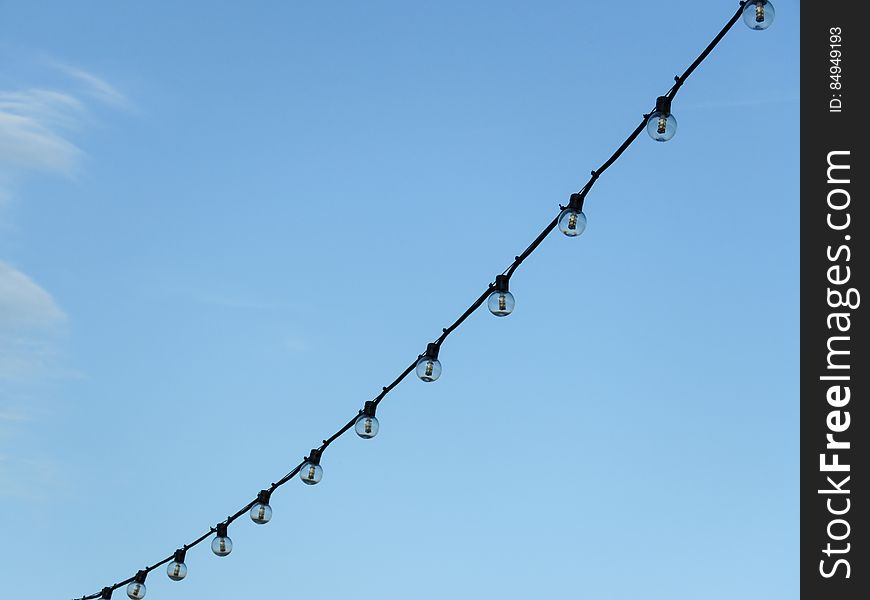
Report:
48,62,131,109
0,260,65,330
0,267,72,499
0,89,84,182
0,265,71,500
0,63,128,204
0,261,66,381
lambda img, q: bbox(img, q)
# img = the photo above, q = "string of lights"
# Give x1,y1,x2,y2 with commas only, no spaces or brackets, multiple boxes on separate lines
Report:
77,2,775,598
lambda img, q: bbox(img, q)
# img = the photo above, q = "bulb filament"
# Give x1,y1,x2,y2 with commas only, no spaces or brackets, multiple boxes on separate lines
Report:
308,465,316,480
425,361,433,377
171,565,181,578
498,294,507,311
755,1,764,22
257,506,266,520
219,540,226,553
364,418,372,434
568,212,577,231
657,115,667,135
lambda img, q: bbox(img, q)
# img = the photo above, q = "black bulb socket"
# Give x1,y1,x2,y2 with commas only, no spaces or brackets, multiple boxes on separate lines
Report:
256,489,272,504
655,96,672,115
494,275,510,293
362,401,377,417
567,192,585,212
216,523,229,538
133,571,147,585
425,342,440,360
100,588,113,599
307,448,323,465
172,548,187,564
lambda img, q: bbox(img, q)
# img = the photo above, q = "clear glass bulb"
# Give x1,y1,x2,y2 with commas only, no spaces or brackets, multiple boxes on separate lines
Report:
646,111,677,142
558,208,587,237
126,582,146,600
487,289,515,316
743,0,774,30
211,535,232,556
166,561,187,581
250,501,272,524
300,462,323,485
355,413,380,438
415,356,442,382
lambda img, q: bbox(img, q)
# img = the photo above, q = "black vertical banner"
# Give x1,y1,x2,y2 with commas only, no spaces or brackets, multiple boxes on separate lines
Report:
801,1,867,597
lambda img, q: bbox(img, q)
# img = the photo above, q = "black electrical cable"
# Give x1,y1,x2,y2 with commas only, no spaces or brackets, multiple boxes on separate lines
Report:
75,3,749,598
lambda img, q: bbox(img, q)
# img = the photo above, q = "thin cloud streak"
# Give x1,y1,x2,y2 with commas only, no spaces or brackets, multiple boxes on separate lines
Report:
0,90,84,180
0,63,129,203
0,260,66,330
48,62,131,109
0,261,67,382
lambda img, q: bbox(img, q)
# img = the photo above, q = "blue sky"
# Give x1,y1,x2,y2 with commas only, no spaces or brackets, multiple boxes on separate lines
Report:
1,1,799,598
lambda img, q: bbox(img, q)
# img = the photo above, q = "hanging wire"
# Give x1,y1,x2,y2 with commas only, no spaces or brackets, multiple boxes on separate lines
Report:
74,3,751,598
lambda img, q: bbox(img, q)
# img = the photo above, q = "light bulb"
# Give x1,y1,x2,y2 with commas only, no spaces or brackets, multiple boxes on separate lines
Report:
126,583,145,600
416,357,441,381
126,571,147,600
167,549,187,581
647,96,677,142
487,275,515,316
250,490,273,524
211,536,232,556
300,448,323,485
301,463,323,484
743,0,774,30
558,207,587,237
250,502,272,524
355,401,379,439
166,562,187,581
416,343,442,382
558,192,588,237
212,523,232,557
